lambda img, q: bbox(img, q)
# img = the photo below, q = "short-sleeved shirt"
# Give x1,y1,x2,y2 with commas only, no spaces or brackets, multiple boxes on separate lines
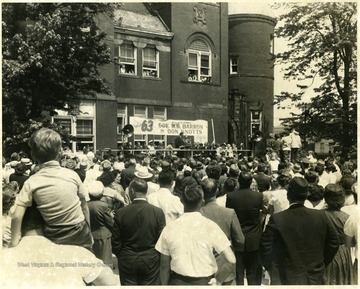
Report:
269,189,289,213
16,161,88,226
147,188,183,223
147,181,160,195
155,212,231,277
344,207,360,258
0,236,104,287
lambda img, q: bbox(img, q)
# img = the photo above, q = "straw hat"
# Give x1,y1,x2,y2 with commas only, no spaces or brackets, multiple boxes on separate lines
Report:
134,166,153,179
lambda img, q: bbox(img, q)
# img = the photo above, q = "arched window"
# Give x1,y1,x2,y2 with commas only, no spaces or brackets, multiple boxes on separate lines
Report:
187,39,212,83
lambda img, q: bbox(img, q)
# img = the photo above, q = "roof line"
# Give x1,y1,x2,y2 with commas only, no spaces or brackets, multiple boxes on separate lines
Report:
144,3,172,33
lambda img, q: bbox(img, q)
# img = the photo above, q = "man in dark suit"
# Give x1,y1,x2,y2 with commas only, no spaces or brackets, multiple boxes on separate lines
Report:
252,163,271,193
200,178,245,285
226,172,264,285
120,158,136,189
174,132,186,158
112,178,166,285
260,177,339,285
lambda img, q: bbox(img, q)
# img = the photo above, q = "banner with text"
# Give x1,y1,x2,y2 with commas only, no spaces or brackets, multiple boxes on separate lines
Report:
129,117,208,143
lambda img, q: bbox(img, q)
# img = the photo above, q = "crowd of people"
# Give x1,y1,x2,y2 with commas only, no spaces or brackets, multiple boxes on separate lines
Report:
1,127,358,286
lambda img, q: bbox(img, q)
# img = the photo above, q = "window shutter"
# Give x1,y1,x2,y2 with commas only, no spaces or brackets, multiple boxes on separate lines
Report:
189,40,209,52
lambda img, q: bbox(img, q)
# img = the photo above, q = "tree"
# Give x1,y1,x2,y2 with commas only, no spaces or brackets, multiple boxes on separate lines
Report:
2,3,118,156
2,119,76,157
274,3,357,157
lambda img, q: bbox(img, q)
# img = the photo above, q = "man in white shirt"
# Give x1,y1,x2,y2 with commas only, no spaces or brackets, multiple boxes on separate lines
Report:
147,170,183,223
155,183,235,285
290,129,302,163
281,133,292,163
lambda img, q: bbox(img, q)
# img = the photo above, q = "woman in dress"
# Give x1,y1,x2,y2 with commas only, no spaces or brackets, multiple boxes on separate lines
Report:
322,184,352,285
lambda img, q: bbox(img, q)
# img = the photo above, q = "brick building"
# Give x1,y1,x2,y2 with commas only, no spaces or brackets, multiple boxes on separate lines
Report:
228,3,277,150
53,3,276,153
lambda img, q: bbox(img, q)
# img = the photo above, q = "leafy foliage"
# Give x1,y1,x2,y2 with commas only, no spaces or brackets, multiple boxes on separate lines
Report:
2,119,76,157
2,3,118,156
274,3,357,156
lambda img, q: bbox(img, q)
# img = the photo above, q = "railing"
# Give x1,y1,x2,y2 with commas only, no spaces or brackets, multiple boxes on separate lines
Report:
96,148,253,159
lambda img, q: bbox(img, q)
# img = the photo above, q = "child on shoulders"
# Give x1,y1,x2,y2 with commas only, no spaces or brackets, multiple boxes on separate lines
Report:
10,128,93,250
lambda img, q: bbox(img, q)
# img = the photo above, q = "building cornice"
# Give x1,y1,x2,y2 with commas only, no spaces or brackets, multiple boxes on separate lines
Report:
114,26,174,41
117,97,172,106
229,14,277,26
229,73,274,80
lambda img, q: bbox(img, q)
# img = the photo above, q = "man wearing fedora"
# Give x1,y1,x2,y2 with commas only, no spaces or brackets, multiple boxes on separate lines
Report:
134,166,160,195
291,162,304,178
260,177,339,285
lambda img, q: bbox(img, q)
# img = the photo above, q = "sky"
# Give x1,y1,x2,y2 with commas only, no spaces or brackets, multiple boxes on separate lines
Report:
229,1,300,127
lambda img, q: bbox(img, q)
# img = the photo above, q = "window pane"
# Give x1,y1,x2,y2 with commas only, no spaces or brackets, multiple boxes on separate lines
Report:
144,47,156,60
153,107,166,119
54,118,71,134
201,68,209,75
143,47,157,68
201,55,209,68
270,34,274,54
143,47,158,77
134,106,146,117
134,134,146,140
189,53,197,66
252,111,261,120
117,117,124,133
230,57,238,74
252,124,260,132
76,119,93,135
153,135,165,140
117,104,126,115
144,61,156,68
119,44,136,75
120,44,134,59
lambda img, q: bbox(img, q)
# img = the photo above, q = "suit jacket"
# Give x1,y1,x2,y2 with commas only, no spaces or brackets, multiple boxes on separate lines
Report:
120,165,136,189
200,200,245,283
260,204,339,285
253,172,271,193
88,200,114,239
200,200,245,252
226,188,263,252
112,199,166,258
